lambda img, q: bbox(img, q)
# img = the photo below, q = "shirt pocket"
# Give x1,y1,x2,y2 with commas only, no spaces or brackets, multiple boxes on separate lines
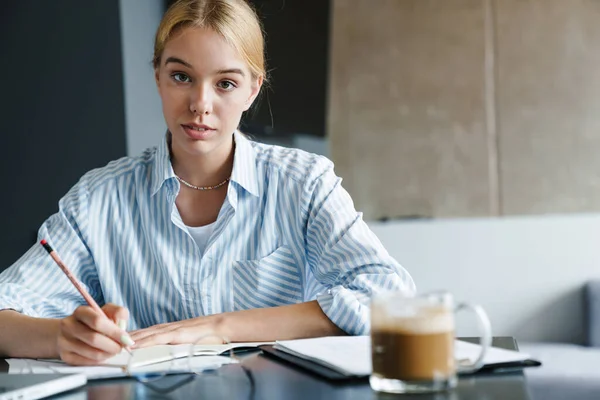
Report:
232,245,303,310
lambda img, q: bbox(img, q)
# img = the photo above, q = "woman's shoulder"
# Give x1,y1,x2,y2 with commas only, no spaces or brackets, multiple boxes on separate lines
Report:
250,140,335,184
74,147,159,196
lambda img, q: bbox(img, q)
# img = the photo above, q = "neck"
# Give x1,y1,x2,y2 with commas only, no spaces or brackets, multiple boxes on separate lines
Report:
169,133,235,187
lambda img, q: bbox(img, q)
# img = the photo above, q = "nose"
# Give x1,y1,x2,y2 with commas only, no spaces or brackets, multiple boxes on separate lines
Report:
190,83,213,115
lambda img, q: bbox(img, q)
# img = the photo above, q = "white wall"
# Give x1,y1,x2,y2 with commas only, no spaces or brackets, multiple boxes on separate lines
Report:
369,214,600,344
119,0,166,157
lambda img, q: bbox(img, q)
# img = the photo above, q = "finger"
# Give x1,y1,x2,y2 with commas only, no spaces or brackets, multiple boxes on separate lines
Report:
57,334,115,365
128,329,154,342
74,306,135,348
60,349,110,366
130,330,176,349
63,318,122,355
129,323,170,342
102,303,130,329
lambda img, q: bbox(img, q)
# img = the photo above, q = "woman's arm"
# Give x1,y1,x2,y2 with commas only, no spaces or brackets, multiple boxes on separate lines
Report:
218,300,346,341
0,177,101,322
301,158,416,335
0,310,61,358
130,300,344,347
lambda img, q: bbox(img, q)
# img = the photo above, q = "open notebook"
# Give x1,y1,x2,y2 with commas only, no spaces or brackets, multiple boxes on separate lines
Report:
104,341,273,368
7,342,272,380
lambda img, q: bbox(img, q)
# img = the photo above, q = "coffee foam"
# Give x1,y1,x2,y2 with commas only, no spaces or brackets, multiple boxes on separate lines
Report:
372,307,454,335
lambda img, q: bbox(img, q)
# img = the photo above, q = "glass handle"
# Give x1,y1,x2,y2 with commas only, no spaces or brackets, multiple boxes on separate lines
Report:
455,302,492,374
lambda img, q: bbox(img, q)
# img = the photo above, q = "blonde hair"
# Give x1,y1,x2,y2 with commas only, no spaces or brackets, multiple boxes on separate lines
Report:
153,0,266,83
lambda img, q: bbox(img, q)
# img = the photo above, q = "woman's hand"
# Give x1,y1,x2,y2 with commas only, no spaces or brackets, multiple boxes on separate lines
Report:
57,303,132,365
129,315,223,348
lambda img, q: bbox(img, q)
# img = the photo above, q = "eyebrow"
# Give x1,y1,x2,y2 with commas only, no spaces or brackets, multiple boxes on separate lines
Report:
164,56,193,68
164,57,246,77
215,68,246,77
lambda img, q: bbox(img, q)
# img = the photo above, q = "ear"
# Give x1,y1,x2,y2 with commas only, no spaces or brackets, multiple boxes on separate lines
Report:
154,68,161,89
243,76,264,111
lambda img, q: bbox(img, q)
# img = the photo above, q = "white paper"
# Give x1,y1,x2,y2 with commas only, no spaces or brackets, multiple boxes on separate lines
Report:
274,336,372,376
455,340,531,365
273,336,533,377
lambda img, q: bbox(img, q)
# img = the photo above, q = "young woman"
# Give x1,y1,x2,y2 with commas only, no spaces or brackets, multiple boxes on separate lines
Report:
0,0,415,365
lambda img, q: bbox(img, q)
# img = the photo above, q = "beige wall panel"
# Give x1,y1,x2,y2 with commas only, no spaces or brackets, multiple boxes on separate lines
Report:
496,0,600,215
328,0,491,220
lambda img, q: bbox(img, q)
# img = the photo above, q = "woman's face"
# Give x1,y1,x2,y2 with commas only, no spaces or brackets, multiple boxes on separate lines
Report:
155,27,262,158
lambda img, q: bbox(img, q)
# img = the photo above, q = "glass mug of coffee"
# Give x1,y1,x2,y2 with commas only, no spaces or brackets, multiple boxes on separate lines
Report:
370,291,492,394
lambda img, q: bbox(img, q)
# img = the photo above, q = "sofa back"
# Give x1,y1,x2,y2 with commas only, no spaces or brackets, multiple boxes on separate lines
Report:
369,214,600,344
586,281,600,347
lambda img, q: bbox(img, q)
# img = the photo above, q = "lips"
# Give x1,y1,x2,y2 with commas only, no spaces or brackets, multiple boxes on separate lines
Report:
181,124,216,140
183,123,214,131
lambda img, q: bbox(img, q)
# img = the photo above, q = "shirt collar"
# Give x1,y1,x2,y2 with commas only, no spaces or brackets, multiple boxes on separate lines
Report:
150,133,176,197
150,131,259,198
230,131,260,197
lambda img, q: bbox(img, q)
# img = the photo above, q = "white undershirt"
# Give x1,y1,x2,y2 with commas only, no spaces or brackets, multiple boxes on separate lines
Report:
186,221,217,255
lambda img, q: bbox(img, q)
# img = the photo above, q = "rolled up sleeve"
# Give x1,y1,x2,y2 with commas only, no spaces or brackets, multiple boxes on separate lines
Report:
0,178,101,319
303,159,416,335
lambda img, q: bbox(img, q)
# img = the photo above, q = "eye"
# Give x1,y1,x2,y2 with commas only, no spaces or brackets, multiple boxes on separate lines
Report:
171,72,191,83
217,80,237,91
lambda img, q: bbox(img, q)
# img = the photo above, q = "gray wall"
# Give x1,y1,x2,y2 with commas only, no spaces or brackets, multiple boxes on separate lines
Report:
119,0,166,157
328,0,600,220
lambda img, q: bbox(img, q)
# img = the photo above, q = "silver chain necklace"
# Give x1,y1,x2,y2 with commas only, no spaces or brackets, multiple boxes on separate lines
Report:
175,175,230,190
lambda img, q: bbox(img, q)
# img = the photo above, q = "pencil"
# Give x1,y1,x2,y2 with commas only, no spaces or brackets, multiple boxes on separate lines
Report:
40,239,134,353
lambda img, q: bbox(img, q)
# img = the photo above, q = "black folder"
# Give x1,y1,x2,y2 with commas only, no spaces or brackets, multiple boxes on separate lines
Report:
259,345,541,381
259,345,364,381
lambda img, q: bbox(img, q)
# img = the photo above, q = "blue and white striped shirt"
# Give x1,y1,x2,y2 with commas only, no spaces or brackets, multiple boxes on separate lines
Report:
0,132,415,335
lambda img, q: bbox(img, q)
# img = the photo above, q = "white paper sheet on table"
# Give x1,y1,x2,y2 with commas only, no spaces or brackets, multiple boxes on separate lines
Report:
273,336,533,377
